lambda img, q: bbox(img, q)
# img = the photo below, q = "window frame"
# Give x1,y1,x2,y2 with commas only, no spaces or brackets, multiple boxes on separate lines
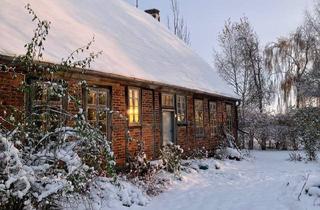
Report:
84,87,111,135
209,101,218,137
225,103,233,133
176,95,187,125
161,93,175,108
194,99,204,137
127,87,142,127
28,79,68,132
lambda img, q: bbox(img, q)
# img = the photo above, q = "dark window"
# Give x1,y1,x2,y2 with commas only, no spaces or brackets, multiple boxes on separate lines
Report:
86,87,110,134
194,99,204,136
176,95,186,123
226,104,233,133
161,93,174,108
128,87,141,125
209,101,217,136
30,81,66,132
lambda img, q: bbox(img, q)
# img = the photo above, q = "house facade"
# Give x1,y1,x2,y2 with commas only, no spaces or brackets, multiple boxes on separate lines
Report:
0,0,239,165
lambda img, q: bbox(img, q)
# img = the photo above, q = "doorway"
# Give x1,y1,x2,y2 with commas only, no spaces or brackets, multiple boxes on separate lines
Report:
162,110,175,145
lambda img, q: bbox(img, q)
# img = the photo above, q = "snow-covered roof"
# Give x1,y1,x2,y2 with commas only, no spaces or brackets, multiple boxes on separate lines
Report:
0,0,238,99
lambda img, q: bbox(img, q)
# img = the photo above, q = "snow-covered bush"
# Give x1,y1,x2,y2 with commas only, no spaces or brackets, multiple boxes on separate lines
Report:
126,140,155,178
185,147,209,159
0,108,115,209
214,147,242,161
125,140,170,197
293,107,320,161
0,5,115,209
160,144,183,176
288,151,303,162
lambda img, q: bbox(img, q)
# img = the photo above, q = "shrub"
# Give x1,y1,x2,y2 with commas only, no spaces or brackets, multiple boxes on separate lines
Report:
125,140,168,196
288,151,303,162
185,147,209,159
160,144,183,176
0,5,114,209
293,107,320,161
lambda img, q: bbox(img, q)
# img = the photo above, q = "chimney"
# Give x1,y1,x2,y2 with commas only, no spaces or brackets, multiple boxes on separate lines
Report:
145,9,160,22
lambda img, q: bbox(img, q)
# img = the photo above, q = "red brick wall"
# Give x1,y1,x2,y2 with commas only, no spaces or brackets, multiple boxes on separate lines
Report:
111,85,127,165
0,69,238,165
141,89,154,159
153,91,161,158
0,72,25,127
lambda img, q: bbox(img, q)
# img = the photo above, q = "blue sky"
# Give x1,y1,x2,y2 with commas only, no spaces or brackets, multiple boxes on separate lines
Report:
125,0,313,64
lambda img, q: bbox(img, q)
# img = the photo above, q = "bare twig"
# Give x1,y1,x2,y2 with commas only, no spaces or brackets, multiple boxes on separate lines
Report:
298,173,310,201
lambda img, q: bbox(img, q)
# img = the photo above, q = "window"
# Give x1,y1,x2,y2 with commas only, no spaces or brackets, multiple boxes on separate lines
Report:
226,104,233,132
33,82,64,109
161,93,174,107
86,88,110,134
194,99,204,136
209,102,217,136
128,87,141,125
30,81,66,132
176,95,186,124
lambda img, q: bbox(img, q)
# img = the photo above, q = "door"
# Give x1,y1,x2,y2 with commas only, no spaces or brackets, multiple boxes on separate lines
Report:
162,111,174,145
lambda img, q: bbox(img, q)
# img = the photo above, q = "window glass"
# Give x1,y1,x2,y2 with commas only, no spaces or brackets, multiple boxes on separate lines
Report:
31,82,65,132
209,102,217,136
128,88,141,125
194,99,204,136
98,92,107,105
226,104,233,132
162,93,174,107
86,88,110,135
176,95,186,123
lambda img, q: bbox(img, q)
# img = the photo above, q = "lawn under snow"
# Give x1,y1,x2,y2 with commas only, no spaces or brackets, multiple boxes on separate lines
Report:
111,151,320,210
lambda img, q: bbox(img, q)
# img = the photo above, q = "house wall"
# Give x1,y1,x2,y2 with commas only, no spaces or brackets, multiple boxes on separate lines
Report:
0,63,238,165
0,71,25,129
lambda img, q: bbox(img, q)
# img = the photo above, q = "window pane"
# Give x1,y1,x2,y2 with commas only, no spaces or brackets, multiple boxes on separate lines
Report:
88,90,96,105
128,88,140,124
176,95,186,123
195,100,203,127
98,110,107,121
87,108,97,121
162,93,174,107
209,102,217,136
98,121,107,133
226,104,233,132
98,91,107,105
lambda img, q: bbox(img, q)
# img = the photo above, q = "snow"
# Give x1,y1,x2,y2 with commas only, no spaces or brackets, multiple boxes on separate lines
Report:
0,0,237,99
110,151,320,210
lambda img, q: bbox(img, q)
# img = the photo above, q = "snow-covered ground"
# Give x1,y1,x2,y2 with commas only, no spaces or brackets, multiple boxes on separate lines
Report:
112,151,320,210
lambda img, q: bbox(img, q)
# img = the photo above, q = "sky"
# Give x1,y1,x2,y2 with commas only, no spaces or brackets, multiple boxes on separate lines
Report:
125,0,314,64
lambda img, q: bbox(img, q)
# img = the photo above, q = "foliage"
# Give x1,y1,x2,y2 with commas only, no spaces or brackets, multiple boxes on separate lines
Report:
288,151,303,162
160,144,183,176
125,140,170,196
293,107,320,160
0,4,114,209
185,147,209,160
125,140,161,181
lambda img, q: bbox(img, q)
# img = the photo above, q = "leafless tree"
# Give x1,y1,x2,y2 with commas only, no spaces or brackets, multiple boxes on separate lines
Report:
215,18,267,113
214,19,248,115
214,17,269,149
167,0,191,45
265,24,315,110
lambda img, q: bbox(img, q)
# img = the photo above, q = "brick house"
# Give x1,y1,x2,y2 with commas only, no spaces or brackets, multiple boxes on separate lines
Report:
0,0,239,165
